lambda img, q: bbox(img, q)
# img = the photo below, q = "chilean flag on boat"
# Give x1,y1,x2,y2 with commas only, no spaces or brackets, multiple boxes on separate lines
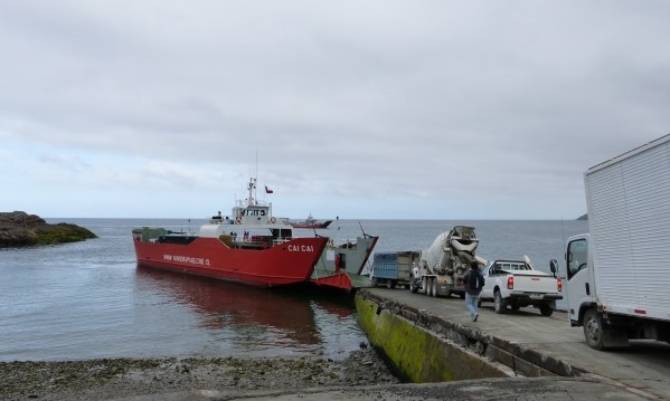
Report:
265,186,274,194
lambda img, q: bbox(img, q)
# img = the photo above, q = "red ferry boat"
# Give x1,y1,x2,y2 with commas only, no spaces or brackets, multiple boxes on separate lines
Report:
132,178,328,287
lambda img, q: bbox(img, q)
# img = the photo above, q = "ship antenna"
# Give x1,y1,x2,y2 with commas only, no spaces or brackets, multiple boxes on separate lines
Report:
254,149,259,205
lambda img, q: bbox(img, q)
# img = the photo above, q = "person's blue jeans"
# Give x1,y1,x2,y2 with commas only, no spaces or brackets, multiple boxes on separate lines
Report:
465,293,479,319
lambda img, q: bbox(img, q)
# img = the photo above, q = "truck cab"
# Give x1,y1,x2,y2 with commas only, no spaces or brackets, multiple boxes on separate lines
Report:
564,234,626,349
565,234,596,326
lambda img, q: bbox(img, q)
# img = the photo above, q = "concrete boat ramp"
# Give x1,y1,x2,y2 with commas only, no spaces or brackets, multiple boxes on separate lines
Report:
355,288,670,401
110,378,651,401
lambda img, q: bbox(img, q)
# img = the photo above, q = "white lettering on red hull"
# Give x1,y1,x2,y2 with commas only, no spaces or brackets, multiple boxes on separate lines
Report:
163,254,211,266
287,245,315,253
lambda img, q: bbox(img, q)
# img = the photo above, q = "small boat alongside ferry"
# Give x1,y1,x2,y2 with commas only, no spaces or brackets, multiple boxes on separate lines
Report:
310,231,379,292
132,178,328,287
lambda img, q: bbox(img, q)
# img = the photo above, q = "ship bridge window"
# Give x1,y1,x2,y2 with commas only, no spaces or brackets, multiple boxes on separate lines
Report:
272,228,293,239
272,229,293,239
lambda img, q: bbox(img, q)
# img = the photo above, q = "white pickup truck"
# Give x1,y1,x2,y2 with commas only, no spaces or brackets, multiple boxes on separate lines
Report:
479,259,563,316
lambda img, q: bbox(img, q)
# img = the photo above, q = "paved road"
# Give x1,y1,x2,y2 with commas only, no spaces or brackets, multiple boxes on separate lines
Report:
368,288,670,400
110,378,651,401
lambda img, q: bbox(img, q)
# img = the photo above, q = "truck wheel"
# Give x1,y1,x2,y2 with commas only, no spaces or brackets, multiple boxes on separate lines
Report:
459,292,465,300
494,290,506,314
386,280,393,289
510,303,520,312
583,309,606,350
431,279,438,297
371,278,378,287
422,277,428,296
583,308,630,349
540,304,553,317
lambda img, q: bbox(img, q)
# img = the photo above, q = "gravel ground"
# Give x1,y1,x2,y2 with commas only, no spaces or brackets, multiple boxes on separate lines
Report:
0,349,398,401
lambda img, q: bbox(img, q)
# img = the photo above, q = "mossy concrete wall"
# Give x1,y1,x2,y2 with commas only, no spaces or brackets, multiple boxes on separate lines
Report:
356,295,509,383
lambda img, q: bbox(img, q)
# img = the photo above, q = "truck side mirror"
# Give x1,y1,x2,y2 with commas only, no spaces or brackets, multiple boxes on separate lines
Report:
549,259,558,277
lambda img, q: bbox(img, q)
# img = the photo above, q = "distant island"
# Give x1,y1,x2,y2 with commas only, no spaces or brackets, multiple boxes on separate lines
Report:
0,211,96,248
577,214,588,221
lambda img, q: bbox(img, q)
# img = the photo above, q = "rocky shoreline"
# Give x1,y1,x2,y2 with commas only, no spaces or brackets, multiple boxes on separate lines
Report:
0,350,397,401
0,211,96,248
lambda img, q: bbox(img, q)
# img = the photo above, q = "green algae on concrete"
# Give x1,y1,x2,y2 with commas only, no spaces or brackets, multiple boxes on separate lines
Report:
355,294,508,383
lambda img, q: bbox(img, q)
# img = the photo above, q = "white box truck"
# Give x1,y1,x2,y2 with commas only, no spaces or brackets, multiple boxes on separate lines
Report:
558,133,670,349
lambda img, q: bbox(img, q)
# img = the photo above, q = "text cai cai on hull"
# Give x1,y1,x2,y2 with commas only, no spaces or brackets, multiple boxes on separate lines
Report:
132,178,378,290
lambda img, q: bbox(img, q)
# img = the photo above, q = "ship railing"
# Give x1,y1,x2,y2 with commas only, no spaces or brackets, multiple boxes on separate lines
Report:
228,238,291,248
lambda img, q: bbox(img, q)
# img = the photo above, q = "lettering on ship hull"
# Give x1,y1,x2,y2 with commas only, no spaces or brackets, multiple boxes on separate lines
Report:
163,254,211,266
288,245,315,253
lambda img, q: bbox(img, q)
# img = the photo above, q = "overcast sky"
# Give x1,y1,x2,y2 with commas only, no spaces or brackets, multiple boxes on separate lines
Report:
1,1,669,219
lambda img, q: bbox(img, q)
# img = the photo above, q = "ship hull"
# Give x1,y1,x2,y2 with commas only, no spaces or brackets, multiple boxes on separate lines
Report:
311,271,354,291
291,220,333,229
134,237,329,287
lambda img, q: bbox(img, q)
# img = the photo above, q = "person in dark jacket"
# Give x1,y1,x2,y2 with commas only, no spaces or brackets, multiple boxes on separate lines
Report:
463,261,485,321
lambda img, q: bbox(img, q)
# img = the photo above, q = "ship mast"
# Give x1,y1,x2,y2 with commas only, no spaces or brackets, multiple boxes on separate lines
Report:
247,177,257,207
249,149,259,207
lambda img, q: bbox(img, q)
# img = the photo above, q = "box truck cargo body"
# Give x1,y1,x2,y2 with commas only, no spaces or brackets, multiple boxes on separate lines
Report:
564,133,670,349
370,251,418,288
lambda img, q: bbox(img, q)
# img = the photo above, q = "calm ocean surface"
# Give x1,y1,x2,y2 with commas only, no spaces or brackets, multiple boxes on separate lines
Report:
0,219,587,361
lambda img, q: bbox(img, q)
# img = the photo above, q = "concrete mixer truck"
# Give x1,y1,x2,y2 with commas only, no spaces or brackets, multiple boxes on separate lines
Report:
409,226,487,298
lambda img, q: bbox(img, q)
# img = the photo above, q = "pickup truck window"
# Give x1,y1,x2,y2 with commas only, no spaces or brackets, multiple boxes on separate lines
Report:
504,263,530,271
490,262,530,275
567,239,588,279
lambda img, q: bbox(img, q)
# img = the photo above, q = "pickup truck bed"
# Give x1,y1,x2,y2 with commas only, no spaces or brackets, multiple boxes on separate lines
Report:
480,260,562,316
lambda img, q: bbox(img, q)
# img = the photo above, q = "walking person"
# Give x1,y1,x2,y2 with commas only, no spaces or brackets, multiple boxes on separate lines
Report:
463,261,485,322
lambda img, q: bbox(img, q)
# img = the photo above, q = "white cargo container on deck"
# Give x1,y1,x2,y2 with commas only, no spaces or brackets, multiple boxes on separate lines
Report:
563,133,670,349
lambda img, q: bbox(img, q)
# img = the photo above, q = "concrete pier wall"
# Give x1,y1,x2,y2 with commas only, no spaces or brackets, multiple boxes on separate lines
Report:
356,290,580,383
355,294,510,382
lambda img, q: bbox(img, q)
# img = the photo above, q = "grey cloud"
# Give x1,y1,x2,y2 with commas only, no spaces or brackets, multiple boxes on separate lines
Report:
38,154,91,172
1,1,670,217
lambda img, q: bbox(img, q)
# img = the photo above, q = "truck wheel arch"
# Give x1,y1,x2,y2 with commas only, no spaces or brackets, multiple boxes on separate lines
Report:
578,303,597,325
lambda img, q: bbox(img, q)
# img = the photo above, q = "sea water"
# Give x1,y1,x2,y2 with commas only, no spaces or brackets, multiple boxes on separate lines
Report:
0,219,586,361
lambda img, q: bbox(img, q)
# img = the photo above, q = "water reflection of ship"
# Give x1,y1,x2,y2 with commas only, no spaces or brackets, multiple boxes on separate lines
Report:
311,296,354,319
136,266,322,345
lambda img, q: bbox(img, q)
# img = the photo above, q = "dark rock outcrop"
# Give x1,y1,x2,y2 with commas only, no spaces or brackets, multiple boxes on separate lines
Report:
0,211,97,248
